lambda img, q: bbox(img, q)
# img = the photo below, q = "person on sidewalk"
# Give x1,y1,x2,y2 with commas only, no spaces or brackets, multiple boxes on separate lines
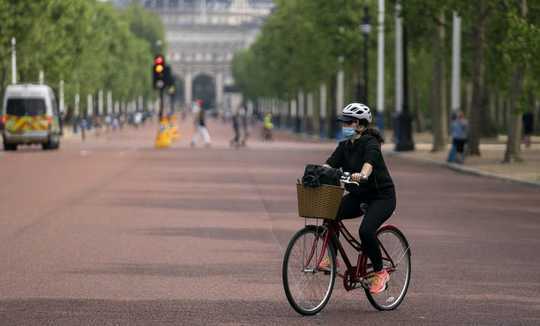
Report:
450,111,468,164
190,99,211,147
323,103,396,294
447,112,458,162
523,110,534,148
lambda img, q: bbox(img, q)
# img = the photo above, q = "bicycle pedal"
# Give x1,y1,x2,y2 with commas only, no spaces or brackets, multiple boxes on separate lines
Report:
360,278,370,289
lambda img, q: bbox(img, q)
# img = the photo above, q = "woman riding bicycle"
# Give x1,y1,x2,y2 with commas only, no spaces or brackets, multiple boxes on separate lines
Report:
323,103,396,294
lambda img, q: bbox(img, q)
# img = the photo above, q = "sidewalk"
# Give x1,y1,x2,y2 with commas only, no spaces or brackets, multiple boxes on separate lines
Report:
386,133,540,187
272,127,540,186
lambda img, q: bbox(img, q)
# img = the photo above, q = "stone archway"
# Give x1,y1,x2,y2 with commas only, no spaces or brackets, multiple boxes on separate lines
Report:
192,73,216,111
181,70,224,112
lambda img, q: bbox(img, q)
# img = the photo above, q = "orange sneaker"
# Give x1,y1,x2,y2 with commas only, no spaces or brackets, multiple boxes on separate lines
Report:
318,256,339,271
368,270,390,294
318,256,331,270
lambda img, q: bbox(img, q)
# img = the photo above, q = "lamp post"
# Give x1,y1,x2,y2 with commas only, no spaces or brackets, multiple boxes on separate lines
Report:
376,0,385,133
359,6,372,105
394,1,415,151
11,38,17,84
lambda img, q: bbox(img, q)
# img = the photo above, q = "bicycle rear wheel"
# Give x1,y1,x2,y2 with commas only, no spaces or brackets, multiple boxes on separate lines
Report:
282,225,336,316
365,225,411,311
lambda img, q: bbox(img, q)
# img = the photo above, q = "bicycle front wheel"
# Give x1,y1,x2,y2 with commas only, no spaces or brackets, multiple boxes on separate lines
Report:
282,225,336,316
365,225,411,311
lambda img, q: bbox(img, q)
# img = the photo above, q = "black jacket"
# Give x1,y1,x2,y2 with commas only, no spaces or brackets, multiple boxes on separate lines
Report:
326,134,394,198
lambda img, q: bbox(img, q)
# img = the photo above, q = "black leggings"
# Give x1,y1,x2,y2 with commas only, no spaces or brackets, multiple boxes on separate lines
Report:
337,189,396,272
453,138,467,153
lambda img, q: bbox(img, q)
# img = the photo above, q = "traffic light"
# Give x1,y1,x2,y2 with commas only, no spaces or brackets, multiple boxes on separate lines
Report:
153,54,166,89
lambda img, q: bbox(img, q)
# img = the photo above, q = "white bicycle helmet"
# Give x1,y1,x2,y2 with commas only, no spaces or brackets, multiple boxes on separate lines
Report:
338,103,372,123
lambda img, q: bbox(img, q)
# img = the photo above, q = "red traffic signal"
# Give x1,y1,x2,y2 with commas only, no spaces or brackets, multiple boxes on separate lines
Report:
154,55,165,66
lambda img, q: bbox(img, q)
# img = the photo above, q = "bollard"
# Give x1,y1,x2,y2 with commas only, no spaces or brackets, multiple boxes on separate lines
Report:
155,117,172,148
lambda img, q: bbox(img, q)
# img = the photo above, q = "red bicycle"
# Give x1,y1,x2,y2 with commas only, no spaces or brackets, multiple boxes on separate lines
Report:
282,173,411,315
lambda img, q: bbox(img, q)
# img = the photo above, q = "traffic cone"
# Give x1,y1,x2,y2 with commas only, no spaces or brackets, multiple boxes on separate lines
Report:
155,117,171,148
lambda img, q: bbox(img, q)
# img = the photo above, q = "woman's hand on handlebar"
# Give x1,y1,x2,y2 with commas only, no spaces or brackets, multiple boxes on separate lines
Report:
351,173,369,183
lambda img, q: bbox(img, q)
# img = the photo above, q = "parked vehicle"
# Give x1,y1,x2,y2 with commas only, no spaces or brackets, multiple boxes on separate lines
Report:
1,84,62,151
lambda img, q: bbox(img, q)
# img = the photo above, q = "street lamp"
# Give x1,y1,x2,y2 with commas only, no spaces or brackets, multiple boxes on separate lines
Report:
394,1,415,151
359,6,372,105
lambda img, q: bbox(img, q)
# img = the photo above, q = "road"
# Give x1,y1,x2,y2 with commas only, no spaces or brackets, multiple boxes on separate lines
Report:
1,118,539,325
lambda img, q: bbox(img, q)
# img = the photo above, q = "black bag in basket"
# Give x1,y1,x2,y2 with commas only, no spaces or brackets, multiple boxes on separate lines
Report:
302,164,341,188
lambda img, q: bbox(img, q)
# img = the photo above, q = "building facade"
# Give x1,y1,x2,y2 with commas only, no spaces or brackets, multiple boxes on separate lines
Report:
140,0,273,111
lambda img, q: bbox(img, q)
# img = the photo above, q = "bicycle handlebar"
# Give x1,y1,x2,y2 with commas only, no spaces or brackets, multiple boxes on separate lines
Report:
340,172,360,186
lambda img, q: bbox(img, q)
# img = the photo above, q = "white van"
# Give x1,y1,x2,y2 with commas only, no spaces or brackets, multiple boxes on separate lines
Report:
1,84,62,151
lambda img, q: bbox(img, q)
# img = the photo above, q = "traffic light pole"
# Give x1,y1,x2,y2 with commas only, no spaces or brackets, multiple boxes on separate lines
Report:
159,88,164,120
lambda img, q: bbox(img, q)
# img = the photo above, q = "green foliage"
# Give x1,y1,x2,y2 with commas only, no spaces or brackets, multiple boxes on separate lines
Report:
499,6,540,113
0,0,166,107
235,0,540,134
233,0,366,100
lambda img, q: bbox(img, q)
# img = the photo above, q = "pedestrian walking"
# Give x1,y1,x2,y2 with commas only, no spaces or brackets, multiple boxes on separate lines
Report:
450,111,468,164
522,110,534,148
240,103,249,146
230,109,241,148
191,99,211,147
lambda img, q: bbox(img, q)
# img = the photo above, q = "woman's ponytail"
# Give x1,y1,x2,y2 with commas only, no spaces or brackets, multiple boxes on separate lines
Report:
357,118,384,144
362,127,385,144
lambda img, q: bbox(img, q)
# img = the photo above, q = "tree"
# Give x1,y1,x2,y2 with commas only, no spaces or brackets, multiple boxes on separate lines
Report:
0,0,164,115
501,0,540,162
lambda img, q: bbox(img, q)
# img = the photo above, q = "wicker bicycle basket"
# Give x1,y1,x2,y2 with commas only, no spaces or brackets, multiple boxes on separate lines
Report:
296,183,344,220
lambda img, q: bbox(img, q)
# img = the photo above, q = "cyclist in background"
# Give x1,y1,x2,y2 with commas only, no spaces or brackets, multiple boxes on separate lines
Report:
262,112,273,141
323,103,396,294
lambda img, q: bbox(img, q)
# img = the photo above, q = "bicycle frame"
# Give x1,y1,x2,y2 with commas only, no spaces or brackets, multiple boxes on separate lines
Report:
319,220,398,291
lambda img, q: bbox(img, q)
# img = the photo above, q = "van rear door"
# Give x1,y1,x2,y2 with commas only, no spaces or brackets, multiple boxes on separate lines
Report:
5,98,49,134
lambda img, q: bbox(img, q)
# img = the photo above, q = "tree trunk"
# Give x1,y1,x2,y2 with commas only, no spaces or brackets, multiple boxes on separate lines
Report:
328,77,337,138
503,98,510,131
503,0,527,163
431,13,447,152
495,93,502,133
486,92,497,136
535,98,540,135
313,87,321,138
464,81,473,118
480,93,497,137
413,83,424,132
503,68,525,163
468,1,488,156
287,99,292,129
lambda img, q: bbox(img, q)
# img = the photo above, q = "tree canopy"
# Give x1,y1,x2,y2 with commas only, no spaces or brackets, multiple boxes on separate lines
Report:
234,0,540,157
0,0,166,109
